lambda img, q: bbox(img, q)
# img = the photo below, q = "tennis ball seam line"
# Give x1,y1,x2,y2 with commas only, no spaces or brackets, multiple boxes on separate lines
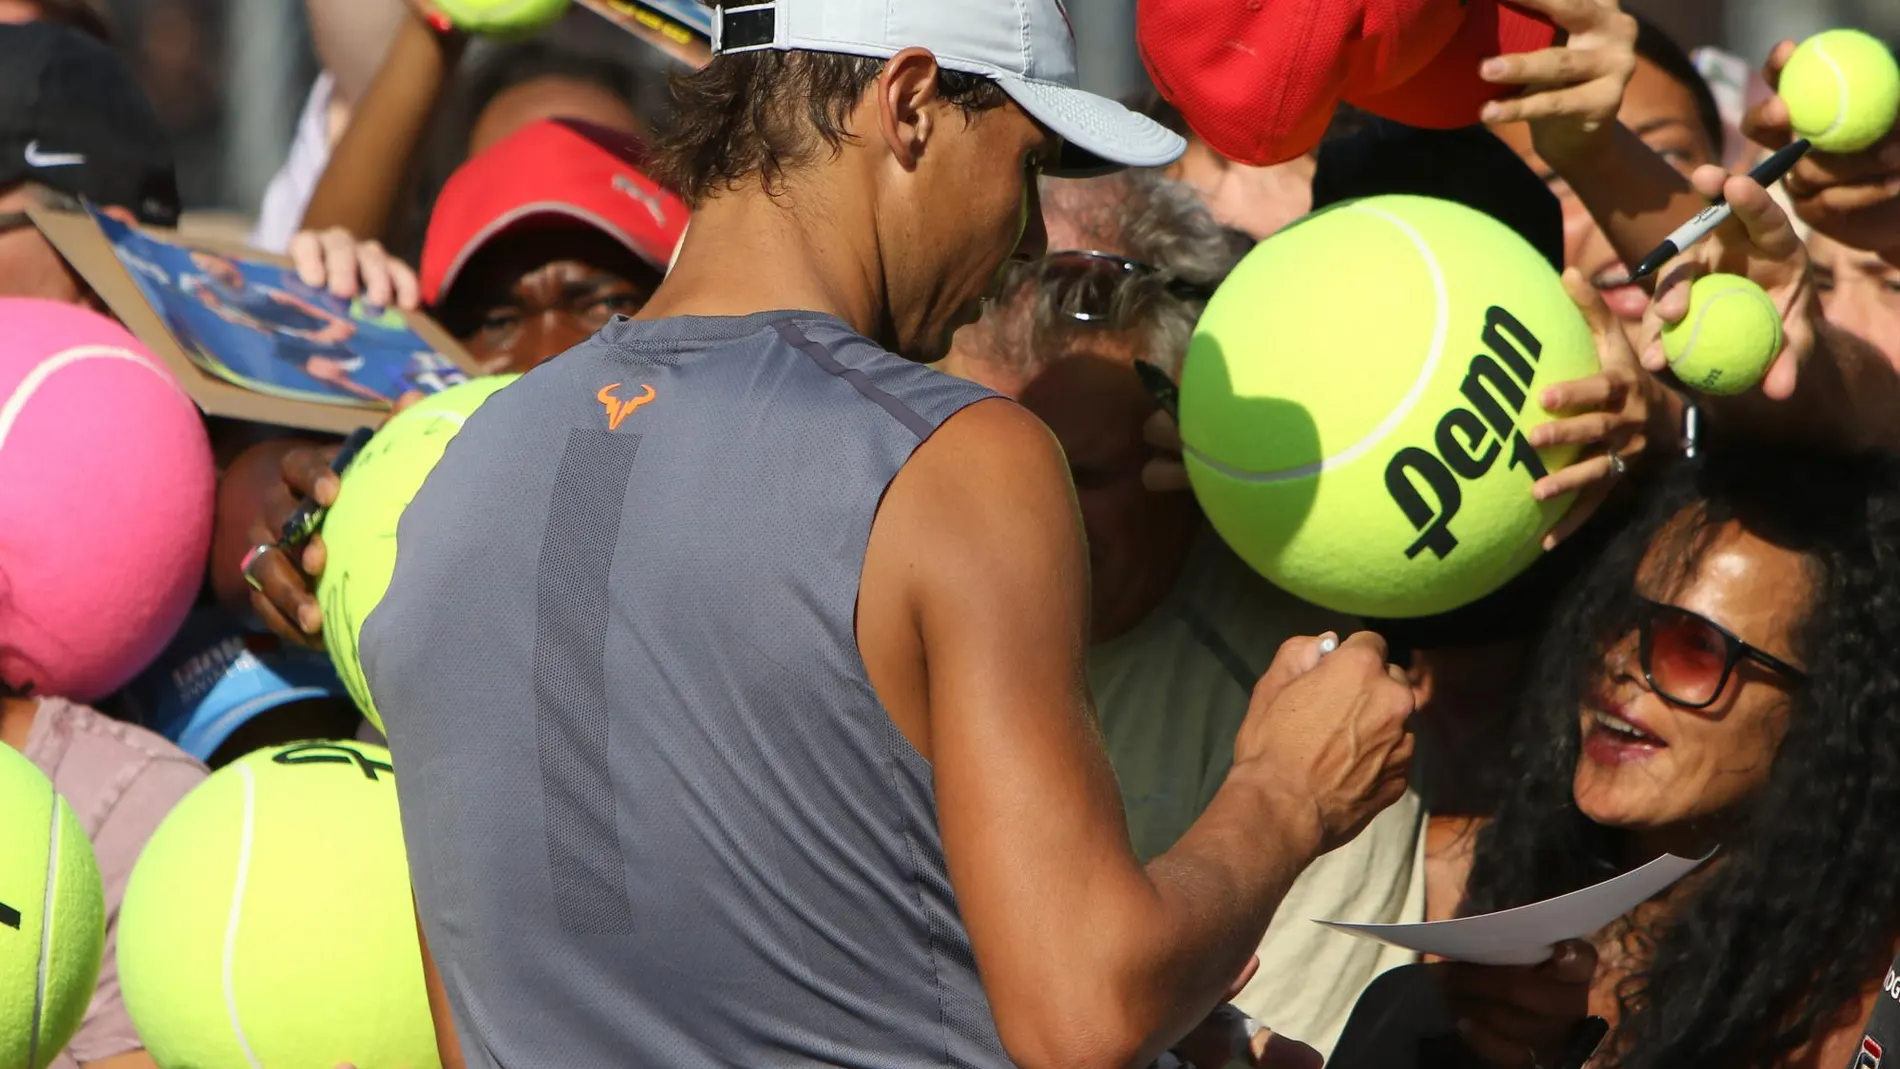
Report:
1182,201,1451,483
1674,286,1777,375
222,763,266,1069
0,345,188,456
1813,38,1852,139
30,795,61,1069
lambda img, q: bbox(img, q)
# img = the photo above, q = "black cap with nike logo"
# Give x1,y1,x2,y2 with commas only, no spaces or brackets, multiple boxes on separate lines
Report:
0,21,180,227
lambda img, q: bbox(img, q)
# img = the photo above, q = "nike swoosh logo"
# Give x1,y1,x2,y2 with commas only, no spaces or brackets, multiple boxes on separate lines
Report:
24,141,85,168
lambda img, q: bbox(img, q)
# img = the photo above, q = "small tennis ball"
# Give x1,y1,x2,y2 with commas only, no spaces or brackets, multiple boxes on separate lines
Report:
1661,273,1782,397
430,0,569,36
1780,29,1900,154
320,376,516,732
0,745,105,1069
117,741,439,1069
1180,195,1599,619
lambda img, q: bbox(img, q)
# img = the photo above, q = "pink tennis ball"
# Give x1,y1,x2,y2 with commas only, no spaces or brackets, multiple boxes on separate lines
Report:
0,299,214,702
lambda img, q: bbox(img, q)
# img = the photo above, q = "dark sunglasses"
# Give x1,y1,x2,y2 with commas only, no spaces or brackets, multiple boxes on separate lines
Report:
1636,598,1807,710
1031,250,1218,324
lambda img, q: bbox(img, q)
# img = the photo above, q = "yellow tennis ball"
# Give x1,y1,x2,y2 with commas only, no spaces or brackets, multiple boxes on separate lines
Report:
1661,273,1782,397
117,741,439,1069
431,0,569,36
1781,29,1900,154
0,745,104,1069
320,375,516,733
1180,195,1599,619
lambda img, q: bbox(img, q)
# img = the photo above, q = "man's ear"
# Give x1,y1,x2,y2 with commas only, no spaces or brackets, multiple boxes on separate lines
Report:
876,47,945,171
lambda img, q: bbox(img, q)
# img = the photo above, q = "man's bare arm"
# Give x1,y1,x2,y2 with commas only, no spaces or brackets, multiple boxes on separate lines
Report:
416,906,466,1069
877,399,1413,1069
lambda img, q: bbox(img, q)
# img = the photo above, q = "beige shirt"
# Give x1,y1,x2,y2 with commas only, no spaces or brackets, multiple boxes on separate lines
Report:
1088,533,1424,1057
25,697,207,1068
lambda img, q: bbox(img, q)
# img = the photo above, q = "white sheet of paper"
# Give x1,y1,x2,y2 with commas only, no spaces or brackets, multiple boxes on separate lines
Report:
1318,852,1711,965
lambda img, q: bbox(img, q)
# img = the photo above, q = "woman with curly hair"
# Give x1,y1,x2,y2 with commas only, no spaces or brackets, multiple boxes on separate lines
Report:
1430,440,1900,1068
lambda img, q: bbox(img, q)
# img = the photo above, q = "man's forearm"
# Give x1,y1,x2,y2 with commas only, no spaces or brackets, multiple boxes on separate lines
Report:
299,15,464,241
1117,768,1328,1065
1546,123,1704,273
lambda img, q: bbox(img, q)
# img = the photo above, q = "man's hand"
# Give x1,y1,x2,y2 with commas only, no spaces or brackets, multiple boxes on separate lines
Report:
1172,1012,1324,1069
242,444,342,647
1477,0,1638,166
1642,163,1816,401
1529,268,1682,549
1745,40,1900,256
289,226,423,311
1443,940,1597,1068
1232,632,1415,856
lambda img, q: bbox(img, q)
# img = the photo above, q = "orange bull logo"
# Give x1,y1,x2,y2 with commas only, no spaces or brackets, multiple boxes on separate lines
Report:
599,383,657,431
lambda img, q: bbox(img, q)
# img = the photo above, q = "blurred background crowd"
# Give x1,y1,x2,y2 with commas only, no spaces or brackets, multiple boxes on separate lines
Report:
53,0,1900,226
11,0,1900,1068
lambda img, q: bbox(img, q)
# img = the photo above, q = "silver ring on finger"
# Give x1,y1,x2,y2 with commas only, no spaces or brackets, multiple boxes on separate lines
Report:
240,542,278,593
1606,450,1629,477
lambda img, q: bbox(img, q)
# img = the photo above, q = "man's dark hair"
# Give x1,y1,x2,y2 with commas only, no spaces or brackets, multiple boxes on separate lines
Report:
647,51,1008,206
1632,14,1725,154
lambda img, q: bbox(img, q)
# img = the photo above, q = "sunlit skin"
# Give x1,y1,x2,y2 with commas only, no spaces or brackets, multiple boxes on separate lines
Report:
1493,57,1718,342
436,227,663,374
943,316,1198,643
1164,137,1314,241
1574,520,1808,855
884,106,1051,363
468,76,643,155
1810,230,1900,370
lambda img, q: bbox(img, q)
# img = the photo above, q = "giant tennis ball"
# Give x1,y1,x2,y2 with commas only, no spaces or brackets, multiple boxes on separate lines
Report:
1780,29,1900,154
117,741,439,1069
0,744,105,1069
1662,273,1782,397
319,376,516,732
431,0,568,36
0,299,214,703
1181,195,1598,619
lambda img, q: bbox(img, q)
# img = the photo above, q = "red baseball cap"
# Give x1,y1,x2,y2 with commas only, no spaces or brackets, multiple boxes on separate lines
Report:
1347,0,1560,128
421,117,689,307
1138,0,1558,166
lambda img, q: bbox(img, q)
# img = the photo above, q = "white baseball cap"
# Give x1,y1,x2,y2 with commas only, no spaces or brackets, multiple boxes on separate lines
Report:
709,0,1186,175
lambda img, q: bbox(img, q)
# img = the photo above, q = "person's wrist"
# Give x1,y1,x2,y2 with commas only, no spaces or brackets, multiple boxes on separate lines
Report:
1224,759,1327,860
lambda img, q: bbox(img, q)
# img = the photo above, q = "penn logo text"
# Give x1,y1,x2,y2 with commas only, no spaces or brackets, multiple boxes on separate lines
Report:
1385,305,1549,560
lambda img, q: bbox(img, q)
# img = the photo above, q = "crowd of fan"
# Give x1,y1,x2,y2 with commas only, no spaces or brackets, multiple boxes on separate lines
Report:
8,0,1900,1066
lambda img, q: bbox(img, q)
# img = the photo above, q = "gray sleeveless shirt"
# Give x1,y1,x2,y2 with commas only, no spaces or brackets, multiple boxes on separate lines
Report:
366,312,1011,1068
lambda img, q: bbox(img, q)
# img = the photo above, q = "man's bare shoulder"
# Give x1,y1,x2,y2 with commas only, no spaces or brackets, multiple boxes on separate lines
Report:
892,396,1079,550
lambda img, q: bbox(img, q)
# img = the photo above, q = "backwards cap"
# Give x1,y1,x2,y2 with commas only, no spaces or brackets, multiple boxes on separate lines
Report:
709,0,1186,176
